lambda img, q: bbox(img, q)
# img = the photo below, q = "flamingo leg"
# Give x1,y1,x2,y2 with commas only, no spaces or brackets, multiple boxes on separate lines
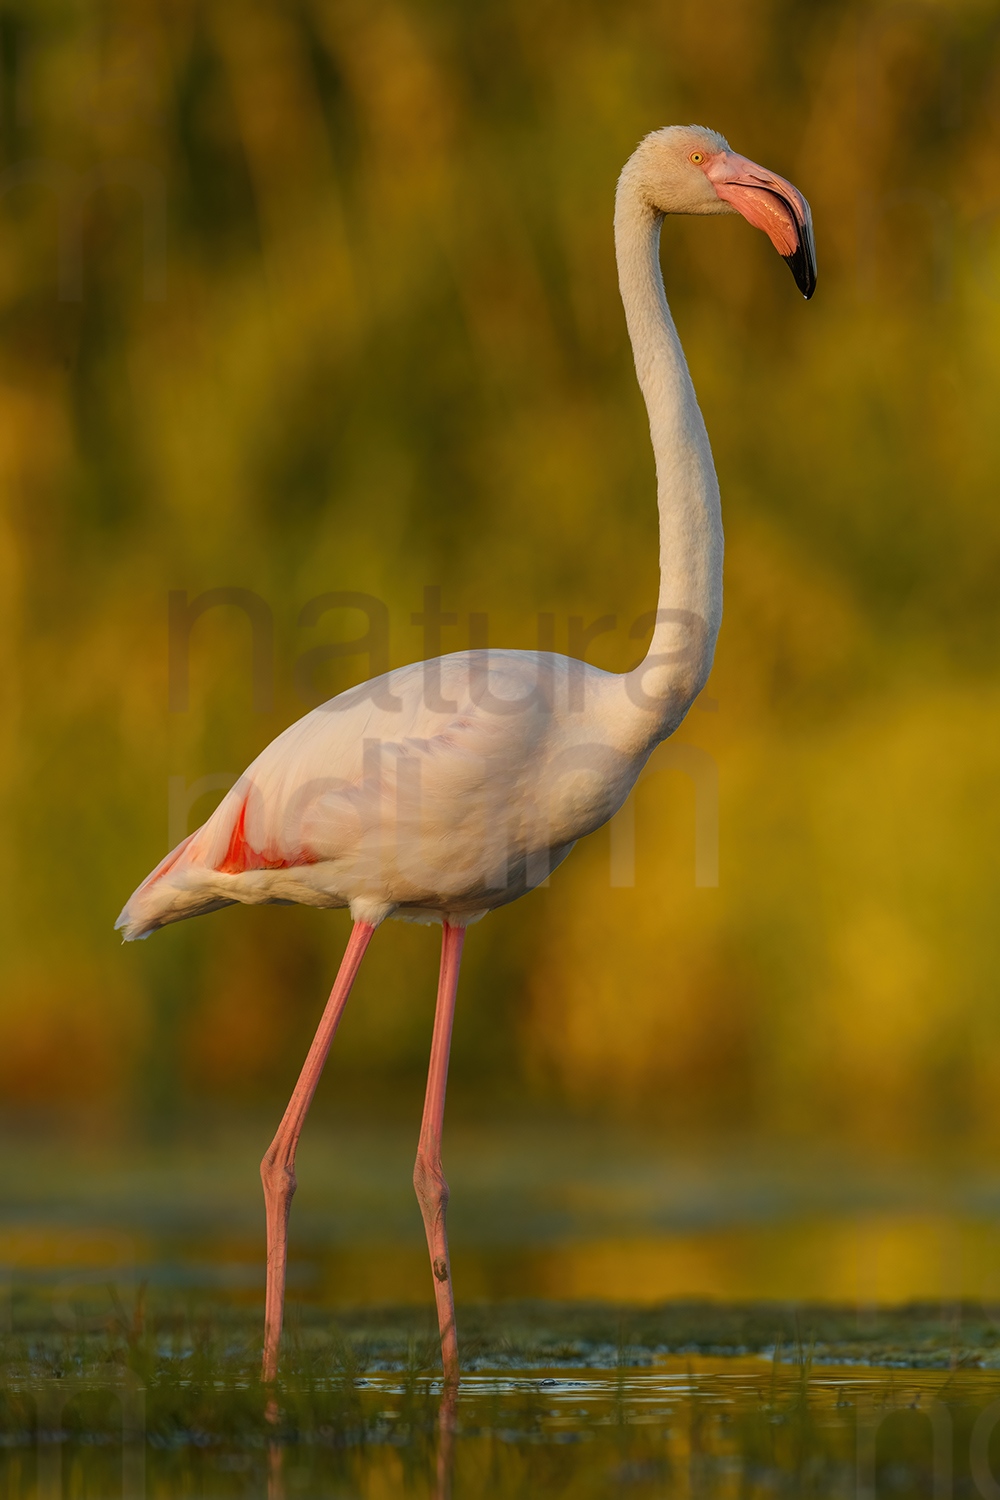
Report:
260,919,375,1382
413,920,466,1387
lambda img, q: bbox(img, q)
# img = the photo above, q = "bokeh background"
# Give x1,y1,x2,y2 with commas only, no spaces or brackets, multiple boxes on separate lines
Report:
3,0,1000,1313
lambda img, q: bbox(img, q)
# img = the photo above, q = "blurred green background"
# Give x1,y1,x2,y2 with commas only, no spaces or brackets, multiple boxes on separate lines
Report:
2,0,1000,1308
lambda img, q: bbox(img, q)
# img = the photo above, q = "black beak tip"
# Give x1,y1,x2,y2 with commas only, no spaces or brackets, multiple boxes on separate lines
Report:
783,244,817,301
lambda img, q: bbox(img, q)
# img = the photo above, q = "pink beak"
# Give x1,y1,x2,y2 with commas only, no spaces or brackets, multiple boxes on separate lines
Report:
705,151,817,299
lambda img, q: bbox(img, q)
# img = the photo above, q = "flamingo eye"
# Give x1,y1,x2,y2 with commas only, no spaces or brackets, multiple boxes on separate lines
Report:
690,151,704,164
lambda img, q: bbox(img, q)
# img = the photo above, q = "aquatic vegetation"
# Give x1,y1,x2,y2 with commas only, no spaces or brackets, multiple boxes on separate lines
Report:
4,1311,1000,1499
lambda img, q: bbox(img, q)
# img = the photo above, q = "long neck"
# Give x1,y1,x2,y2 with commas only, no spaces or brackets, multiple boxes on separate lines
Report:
615,176,723,736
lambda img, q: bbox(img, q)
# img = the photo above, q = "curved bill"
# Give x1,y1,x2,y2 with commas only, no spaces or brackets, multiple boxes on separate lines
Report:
705,152,817,299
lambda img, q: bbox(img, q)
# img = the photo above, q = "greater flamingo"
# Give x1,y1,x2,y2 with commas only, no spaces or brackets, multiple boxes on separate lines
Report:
118,125,815,1385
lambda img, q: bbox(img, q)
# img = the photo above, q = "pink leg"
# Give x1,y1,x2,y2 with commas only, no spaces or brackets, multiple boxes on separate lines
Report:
413,921,466,1387
260,920,375,1382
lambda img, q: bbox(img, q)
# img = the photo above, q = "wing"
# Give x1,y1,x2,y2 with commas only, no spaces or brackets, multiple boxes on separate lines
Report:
118,650,632,937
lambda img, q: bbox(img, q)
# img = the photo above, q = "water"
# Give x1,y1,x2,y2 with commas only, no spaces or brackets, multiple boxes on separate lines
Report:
5,1119,1000,1494
5,1117,1000,1311
3,1356,1000,1497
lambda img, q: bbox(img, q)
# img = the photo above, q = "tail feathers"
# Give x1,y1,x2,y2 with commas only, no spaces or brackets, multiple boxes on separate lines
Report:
115,830,233,941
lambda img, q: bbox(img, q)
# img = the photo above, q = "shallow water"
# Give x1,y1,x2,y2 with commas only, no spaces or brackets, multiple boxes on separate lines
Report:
4,1357,1000,1498
5,1119,1000,1494
5,1117,1000,1312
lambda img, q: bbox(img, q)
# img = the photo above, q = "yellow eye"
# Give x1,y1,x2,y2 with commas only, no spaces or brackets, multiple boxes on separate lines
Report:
690,151,704,164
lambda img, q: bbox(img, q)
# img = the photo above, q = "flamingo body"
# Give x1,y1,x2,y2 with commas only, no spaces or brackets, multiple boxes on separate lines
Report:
117,650,663,940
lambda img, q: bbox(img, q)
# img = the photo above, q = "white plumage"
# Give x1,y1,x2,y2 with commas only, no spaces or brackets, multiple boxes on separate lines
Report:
117,650,665,938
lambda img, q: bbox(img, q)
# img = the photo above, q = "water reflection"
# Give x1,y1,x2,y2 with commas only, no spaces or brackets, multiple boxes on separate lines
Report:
6,1358,1000,1498
6,1122,1000,1493
436,1382,457,1500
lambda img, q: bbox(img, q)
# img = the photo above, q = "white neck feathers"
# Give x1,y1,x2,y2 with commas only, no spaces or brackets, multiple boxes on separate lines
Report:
614,166,723,738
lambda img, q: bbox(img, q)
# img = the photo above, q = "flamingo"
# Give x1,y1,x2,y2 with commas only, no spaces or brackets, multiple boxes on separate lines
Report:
117,125,815,1386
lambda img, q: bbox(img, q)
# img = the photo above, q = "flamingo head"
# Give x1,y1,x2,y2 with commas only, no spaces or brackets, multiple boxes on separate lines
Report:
626,124,816,299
